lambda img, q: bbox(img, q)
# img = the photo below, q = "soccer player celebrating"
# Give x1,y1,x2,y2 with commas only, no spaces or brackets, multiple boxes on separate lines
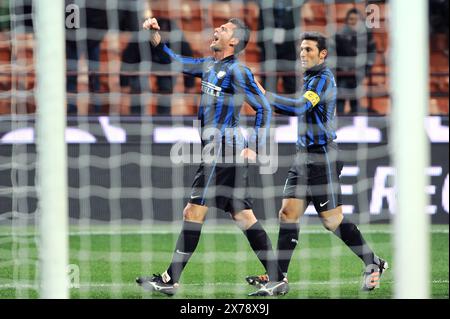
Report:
246,32,388,294
136,17,288,296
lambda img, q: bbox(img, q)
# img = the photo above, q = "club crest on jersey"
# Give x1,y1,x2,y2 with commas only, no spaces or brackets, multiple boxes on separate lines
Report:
217,71,226,79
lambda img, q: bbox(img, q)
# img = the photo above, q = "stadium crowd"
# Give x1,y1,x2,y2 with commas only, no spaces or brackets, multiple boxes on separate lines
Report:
0,0,448,116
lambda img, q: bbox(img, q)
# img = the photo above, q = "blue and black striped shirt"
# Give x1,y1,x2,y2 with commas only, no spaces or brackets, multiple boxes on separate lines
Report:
154,43,272,150
266,62,337,148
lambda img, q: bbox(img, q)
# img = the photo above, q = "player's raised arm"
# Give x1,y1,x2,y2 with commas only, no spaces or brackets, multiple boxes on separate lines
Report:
231,64,272,150
142,17,161,46
143,17,210,77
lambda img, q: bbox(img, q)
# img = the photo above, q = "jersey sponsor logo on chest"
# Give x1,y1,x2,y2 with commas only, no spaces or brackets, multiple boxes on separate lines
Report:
201,80,223,97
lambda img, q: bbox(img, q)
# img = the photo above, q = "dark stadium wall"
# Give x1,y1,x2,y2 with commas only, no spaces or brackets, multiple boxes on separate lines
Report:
0,116,448,224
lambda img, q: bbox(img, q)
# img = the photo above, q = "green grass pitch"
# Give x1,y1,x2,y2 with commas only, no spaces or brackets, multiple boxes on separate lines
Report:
0,224,448,299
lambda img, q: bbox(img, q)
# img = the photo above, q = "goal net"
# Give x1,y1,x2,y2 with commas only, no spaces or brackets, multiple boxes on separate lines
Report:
0,0,448,300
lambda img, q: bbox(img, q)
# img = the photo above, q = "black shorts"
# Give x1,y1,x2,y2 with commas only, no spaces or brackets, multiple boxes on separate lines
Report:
283,142,344,213
189,162,253,214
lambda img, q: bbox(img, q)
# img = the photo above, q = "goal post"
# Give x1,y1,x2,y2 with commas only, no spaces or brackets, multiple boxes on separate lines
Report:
391,0,430,299
2,0,446,300
34,0,69,298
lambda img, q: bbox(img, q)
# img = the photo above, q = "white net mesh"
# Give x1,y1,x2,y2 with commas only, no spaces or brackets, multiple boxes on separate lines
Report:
0,0,448,301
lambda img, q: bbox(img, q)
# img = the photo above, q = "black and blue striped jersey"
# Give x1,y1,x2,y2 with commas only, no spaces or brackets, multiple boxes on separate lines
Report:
154,43,272,150
266,62,337,148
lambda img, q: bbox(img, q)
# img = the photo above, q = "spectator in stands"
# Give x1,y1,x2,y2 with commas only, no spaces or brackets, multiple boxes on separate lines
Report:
65,0,108,115
429,0,449,55
430,0,449,35
150,16,195,115
7,0,34,114
118,0,153,115
334,8,376,115
256,0,302,94
120,3,195,115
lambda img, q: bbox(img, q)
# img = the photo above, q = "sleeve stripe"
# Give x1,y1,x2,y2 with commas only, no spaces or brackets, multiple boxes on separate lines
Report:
244,68,272,120
274,100,298,115
162,44,208,76
315,76,328,95
233,65,272,146
163,44,205,64
274,93,299,104
243,67,272,146
235,66,263,127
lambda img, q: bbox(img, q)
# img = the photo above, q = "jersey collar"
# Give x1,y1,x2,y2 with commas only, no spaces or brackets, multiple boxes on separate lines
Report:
215,54,236,63
305,62,327,76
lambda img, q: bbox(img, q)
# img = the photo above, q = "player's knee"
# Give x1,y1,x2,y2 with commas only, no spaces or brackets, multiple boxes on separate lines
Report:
279,206,300,223
231,210,257,230
320,213,344,232
183,205,205,223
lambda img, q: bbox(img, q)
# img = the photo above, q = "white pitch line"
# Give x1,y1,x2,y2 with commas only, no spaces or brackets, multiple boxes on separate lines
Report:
1,226,448,237
1,279,448,290
66,229,449,236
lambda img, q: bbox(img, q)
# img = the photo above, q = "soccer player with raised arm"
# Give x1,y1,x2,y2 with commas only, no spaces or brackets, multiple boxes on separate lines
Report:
247,32,388,294
136,17,288,297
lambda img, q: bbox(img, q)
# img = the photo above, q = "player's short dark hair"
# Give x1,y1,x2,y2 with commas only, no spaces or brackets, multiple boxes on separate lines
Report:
299,31,328,54
228,18,250,54
345,8,363,22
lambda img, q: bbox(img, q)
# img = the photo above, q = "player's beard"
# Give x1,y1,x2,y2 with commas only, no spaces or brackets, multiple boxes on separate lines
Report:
211,42,221,52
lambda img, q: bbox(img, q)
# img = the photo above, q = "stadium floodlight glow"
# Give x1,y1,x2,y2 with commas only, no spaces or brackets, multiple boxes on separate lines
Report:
35,0,69,298
391,0,430,299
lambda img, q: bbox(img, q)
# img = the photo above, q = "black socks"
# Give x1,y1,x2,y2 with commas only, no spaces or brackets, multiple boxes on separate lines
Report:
277,222,300,276
244,221,284,281
166,221,203,283
333,217,375,266
166,220,293,284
